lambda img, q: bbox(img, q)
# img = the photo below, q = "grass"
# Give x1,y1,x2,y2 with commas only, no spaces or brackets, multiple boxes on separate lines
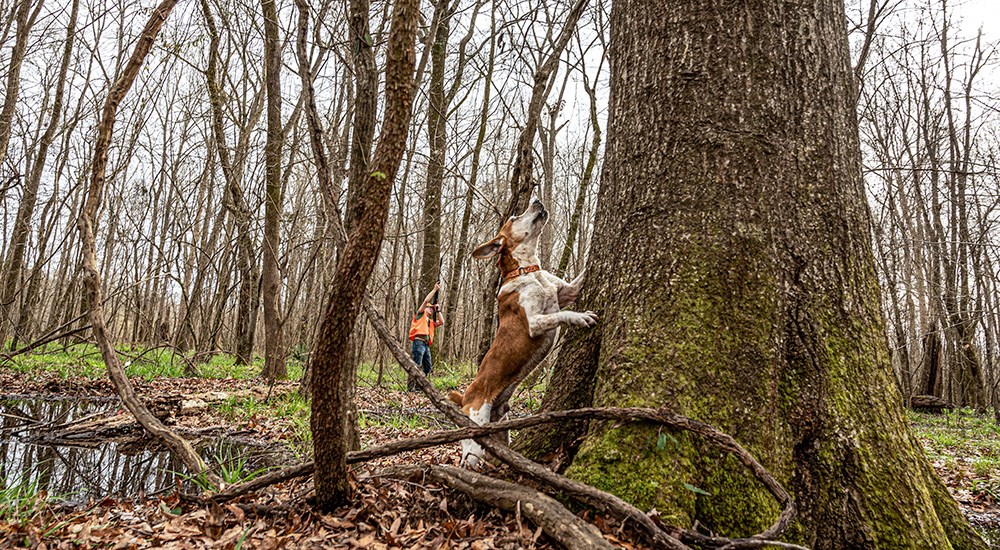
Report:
214,391,312,448
0,477,51,524
356,358,474,393
2,341,304,382
911,406,1000,514
910,408,1000,458
357,410,429,430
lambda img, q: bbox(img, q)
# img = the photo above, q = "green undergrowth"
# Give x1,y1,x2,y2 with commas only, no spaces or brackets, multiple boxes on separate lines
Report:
911,408,1000,508
0,478,46,523
356,359,475,392
214,392,313,453
1,341,303,381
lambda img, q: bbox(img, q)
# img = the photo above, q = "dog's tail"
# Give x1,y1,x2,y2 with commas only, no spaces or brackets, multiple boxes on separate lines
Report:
448,390,464,406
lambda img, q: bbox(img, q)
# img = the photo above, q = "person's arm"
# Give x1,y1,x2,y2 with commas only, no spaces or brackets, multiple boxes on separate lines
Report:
417,282,440,314
434,308,445,327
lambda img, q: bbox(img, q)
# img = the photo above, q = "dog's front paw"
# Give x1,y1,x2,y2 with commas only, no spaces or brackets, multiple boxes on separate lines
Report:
567,311,599,328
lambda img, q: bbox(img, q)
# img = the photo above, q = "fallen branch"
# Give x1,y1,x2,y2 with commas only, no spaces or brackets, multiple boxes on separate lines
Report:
380,464,613,550
362,298,689,549
362,299,803,550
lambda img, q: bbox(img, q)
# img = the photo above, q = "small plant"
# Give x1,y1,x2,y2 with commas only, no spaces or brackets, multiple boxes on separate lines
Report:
173,469,220,491
973,457,996,479
0,478,49,523
216,453,272,485
925,431,961,450
971,478,1000,503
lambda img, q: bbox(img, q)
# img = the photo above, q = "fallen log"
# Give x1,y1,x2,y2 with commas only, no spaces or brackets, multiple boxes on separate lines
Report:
910,394,954,414
380,464,613,550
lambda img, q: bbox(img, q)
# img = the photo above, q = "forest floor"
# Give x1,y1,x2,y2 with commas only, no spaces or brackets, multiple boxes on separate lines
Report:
0,344,998,548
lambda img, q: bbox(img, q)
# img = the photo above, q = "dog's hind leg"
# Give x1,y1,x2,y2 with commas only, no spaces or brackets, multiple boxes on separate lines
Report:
460,398,491,468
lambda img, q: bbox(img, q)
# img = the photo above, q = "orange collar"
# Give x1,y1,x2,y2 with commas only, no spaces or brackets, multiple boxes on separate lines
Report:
502,265,540,284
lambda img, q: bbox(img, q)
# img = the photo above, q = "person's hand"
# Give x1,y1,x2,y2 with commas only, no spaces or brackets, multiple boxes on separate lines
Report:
434,282,441,291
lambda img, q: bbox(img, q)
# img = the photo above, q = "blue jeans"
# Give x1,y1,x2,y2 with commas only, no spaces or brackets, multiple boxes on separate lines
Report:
411,338,432,375
409,339,432,392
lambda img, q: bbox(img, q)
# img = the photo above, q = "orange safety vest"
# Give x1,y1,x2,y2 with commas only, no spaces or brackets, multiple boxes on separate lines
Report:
408,311,437,345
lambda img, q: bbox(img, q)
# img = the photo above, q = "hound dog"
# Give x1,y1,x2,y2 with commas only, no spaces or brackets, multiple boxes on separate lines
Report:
448,199,598,467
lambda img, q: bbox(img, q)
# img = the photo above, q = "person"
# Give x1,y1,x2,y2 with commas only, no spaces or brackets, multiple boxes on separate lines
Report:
407,282,445,391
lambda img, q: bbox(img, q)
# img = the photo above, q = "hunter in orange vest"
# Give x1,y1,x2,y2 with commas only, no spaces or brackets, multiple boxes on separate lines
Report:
408,282,444,391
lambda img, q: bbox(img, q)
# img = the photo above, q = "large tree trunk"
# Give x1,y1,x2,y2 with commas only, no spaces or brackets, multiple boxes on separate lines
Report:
521,1,984,548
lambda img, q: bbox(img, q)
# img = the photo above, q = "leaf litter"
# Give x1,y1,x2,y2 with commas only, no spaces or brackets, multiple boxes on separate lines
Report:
0,371,643,548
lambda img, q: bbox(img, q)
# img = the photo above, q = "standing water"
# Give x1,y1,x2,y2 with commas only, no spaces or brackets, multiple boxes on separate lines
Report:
0,395,279,502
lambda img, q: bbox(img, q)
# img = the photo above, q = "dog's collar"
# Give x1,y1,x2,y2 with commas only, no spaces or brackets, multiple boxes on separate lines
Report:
502,265,540,284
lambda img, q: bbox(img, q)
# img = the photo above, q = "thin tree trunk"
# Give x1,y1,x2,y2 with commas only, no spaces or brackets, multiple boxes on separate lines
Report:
260,0,286,380
199,0,262,366
311,0,418,510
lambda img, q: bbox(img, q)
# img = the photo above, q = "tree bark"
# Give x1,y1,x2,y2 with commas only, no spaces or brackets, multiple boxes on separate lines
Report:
260,0,286,380
524,1,985,548
310,0,418,511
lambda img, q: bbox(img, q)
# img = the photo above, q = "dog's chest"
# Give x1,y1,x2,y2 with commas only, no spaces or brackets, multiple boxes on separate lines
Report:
511,273,559,315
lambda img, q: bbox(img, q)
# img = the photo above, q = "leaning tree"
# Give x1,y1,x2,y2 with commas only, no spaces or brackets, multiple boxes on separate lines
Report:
518,0,985,547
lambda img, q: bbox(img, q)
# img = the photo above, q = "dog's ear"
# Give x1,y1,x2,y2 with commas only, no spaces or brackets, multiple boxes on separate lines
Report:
471,236,504,259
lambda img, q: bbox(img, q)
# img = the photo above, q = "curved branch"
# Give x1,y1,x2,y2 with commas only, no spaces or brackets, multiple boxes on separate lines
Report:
77,0,221,488
381,464,613,550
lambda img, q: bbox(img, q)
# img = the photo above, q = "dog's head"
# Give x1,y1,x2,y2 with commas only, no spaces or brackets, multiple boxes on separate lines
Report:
471,199,547,270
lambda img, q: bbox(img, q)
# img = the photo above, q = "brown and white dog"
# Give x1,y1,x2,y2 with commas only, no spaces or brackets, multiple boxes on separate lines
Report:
449,199,597,467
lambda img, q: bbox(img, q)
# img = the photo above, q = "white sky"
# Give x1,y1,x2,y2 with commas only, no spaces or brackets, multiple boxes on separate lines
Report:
962,0,999,39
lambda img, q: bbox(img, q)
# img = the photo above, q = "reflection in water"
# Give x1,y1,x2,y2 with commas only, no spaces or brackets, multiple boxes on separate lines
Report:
0,396,276,501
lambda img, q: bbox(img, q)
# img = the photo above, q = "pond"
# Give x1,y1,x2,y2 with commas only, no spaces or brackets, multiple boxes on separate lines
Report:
0,395,281,503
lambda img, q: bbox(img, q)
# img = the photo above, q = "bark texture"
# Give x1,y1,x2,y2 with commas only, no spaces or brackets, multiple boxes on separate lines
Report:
527,1,985,548
260,0,286,379
310,0,419,510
